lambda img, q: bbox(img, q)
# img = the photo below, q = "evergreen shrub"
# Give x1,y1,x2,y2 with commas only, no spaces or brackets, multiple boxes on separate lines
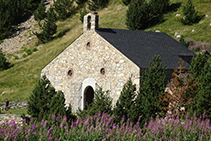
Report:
179,35,190,47
34,1,46,21
189,53,211,119
131,55,167,126
113,78,136,124
27,75,73,121
34,7,57,43
126,0,150,30
181,0,204,25
80,7,87,23
53,0,75,20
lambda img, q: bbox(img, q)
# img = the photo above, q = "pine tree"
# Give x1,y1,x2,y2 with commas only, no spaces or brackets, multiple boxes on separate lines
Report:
79,7,87,23
34,1,46,21
76,0,88,5
0,0,12,40
113,78,136,123
190,53,210,81
122,0,131,6
159,60,198,117
181,0,204,25
126,0,150,30
53,0,75,20
132,55,167,126
0,48,11,71
88,0,109,11
34,7,57,43
149,0,169,15
179,35,190,48
189,54,211,119
77,87,112,119
27,75,73,121
190,60,211,119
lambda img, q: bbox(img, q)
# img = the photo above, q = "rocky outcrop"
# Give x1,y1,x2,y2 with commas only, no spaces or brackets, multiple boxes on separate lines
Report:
0,114,31,127
0,101,28,110
0,114,23,126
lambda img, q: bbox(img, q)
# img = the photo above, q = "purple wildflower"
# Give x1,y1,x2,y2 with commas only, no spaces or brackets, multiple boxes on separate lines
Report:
41,119,44,125
84,121,89,125
199,134,202,139
203,112,206,118
186,115,189,120
144,122,147,127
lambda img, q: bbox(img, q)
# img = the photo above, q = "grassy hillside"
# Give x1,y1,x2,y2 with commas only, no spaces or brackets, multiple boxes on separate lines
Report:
0,0,211,102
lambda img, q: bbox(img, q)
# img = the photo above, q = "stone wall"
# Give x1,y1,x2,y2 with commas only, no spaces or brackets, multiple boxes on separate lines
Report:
0,114,23,126
41,30,140,112
0,101,27,110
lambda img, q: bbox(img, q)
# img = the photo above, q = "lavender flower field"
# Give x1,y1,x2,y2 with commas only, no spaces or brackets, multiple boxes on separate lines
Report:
0,112,210,141
185,38,211,54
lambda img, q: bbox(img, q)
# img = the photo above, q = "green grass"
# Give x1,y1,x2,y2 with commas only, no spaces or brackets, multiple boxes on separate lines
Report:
0,0,211,103
0,109,27,115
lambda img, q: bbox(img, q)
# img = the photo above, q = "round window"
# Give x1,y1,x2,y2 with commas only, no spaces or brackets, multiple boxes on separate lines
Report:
87,42,90,47
86,41,91,50
68,70,72,77
67,68,74,79
100,68,105,75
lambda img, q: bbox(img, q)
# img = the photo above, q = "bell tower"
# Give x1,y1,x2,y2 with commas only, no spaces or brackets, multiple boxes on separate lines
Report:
83,11,99,32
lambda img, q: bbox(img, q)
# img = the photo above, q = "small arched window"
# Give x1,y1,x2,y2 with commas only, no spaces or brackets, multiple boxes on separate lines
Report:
87,16,91,30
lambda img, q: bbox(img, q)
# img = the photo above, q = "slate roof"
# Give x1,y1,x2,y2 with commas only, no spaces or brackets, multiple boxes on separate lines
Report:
97,28,196,69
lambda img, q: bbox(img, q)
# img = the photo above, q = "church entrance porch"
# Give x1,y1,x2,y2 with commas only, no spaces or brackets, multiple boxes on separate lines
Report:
78,78,96,110
84,86,94,110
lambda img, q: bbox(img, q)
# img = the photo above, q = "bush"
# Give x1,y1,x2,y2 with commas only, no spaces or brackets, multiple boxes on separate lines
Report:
149,0,169,15
26,49,32,55
76,0,88,5
181,0,204,25
126,0,150,30
131,55,167,126
179,35,190,47
79,7,87,23
14,55,19,60
189,53,211,119
27,75,73,121
32,48,38,52
53,0,75,20
34,1,46,21
113,78,136,124
22,53,27,58
34,7,57,43
77,87,113,119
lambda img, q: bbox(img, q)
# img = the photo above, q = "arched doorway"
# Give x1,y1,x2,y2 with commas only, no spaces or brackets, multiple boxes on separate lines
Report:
84,86,94,110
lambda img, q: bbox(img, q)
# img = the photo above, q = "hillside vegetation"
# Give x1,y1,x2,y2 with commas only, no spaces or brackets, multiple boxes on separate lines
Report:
0,0,211,102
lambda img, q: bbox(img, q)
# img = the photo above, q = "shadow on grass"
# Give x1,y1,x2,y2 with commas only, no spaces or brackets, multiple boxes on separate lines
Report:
54,28,71,39
167,2,182,13
146,15,166,29
145,2,182,29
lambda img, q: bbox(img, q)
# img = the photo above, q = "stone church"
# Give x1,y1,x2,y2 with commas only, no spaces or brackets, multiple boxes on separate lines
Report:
41,11,195,112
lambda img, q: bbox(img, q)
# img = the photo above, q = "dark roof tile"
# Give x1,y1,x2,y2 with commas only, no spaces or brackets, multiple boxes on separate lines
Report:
97,28,195,69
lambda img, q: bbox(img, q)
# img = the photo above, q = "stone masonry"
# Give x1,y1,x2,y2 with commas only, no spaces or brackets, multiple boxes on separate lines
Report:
41,12,140,112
